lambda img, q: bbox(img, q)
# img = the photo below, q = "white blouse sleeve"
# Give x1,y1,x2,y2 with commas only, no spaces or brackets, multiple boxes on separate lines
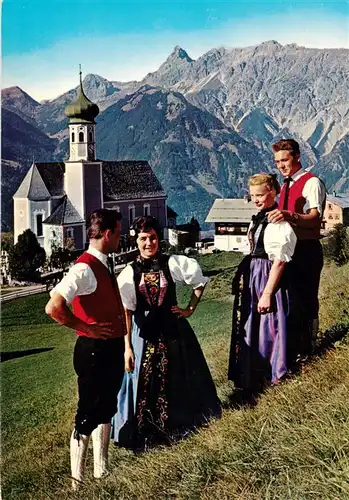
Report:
117,264,137,311
168,255,209,288
264,222,297,262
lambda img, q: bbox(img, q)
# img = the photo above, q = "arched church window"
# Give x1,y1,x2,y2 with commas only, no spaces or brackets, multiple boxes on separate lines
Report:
88,131,93,142
36,214,43,237
79,131,84,142
143,203,150,216
72,132,75,142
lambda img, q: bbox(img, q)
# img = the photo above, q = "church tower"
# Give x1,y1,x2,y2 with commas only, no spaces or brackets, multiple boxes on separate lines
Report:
64,69,103,240
65,67,99,162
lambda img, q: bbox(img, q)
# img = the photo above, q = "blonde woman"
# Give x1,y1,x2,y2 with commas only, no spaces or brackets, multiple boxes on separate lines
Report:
228,174,297,399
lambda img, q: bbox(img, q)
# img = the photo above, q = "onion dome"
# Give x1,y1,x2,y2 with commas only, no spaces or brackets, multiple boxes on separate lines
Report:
65,67,99,123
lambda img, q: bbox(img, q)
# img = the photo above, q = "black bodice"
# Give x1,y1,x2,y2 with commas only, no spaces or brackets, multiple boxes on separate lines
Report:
249,204,277,259
131,254,177,341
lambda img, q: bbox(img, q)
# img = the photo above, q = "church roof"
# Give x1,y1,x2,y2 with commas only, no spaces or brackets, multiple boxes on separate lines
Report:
43,196,84,225
15,159,165,214
13,162,65,200
102,161,166,201
13,162,51,200
36,162,65,196
65,71,99,124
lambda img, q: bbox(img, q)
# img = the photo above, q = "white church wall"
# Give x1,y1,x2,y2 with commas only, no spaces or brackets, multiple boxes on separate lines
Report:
14,198,30,243
64,163,85,219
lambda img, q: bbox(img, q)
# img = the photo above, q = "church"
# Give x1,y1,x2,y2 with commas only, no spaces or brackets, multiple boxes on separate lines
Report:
13,72,168,255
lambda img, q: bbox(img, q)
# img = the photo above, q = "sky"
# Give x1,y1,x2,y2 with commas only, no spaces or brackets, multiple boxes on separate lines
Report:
2,0,349,101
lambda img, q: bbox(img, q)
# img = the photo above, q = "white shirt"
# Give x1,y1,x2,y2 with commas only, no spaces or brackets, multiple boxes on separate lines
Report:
117,255,209,312
248,221,297,263
50,246,109,305
287,168,326,216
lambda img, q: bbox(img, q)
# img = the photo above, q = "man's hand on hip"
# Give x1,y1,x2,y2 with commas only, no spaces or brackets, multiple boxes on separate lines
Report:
85,322,114,339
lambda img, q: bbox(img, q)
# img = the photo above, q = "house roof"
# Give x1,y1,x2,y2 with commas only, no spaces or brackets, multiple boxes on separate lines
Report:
326,193,349,209
43,196,84,225
102,161,166,201
206,198,257,223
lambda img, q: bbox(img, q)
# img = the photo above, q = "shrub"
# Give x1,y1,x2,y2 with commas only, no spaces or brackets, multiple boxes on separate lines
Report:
323,224,349,266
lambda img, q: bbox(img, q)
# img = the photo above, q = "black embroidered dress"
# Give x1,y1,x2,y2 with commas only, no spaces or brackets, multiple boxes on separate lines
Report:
111,254,221,450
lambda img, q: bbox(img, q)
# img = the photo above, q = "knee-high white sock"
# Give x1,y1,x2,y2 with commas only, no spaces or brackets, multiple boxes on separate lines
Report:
70,430,90,490
91,423,111,478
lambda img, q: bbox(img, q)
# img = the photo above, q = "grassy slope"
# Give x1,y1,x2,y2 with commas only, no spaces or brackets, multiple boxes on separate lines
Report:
1,253,349,499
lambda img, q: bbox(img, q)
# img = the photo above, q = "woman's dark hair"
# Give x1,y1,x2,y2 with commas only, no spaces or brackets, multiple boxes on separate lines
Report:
131,216,161,239
87,209,122,239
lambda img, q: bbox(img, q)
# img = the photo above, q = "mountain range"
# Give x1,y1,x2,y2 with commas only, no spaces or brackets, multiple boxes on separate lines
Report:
2,41,349,231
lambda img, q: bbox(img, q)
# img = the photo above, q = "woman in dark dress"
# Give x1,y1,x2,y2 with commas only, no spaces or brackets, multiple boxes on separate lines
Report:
228,174,297,398
112,216,221,450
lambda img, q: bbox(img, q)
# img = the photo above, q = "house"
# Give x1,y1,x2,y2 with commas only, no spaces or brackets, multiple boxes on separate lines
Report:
13,72,167,255
205,197,256,253
168,217,201,248
323,192,349,231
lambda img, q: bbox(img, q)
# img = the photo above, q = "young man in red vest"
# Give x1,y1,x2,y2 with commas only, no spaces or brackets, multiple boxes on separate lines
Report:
268,139,326,361
45,209,127,489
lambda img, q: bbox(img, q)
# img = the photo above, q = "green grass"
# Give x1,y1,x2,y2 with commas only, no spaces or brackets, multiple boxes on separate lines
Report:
1,254,349,499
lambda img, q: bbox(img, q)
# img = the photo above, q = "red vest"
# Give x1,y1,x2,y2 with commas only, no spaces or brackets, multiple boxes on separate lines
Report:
279,171,324,240
72,252,126,338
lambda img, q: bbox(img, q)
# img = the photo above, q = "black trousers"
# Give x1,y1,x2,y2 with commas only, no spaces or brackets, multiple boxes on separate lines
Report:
73,336,125,436
287,239,323,358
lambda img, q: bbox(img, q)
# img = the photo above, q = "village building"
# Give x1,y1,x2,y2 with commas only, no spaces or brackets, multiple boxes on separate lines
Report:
322,192,349,231
205,197,256,254
13,72,167,255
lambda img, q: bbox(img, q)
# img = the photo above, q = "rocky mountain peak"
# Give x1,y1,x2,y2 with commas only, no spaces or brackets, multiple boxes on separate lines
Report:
79,73,121,100
2,86,40,107
169,46,194,63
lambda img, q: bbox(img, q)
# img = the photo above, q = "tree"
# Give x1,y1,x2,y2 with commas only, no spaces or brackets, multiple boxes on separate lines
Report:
48,235,76,271
323,223,349,266
49,246,74,271
9,229,46,282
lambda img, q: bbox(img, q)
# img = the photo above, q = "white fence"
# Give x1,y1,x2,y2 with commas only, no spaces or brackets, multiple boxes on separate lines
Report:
1,285,47,303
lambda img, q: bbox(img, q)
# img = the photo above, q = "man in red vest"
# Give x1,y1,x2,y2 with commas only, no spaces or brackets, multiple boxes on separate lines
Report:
268,139,326,361
45,209,127,489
